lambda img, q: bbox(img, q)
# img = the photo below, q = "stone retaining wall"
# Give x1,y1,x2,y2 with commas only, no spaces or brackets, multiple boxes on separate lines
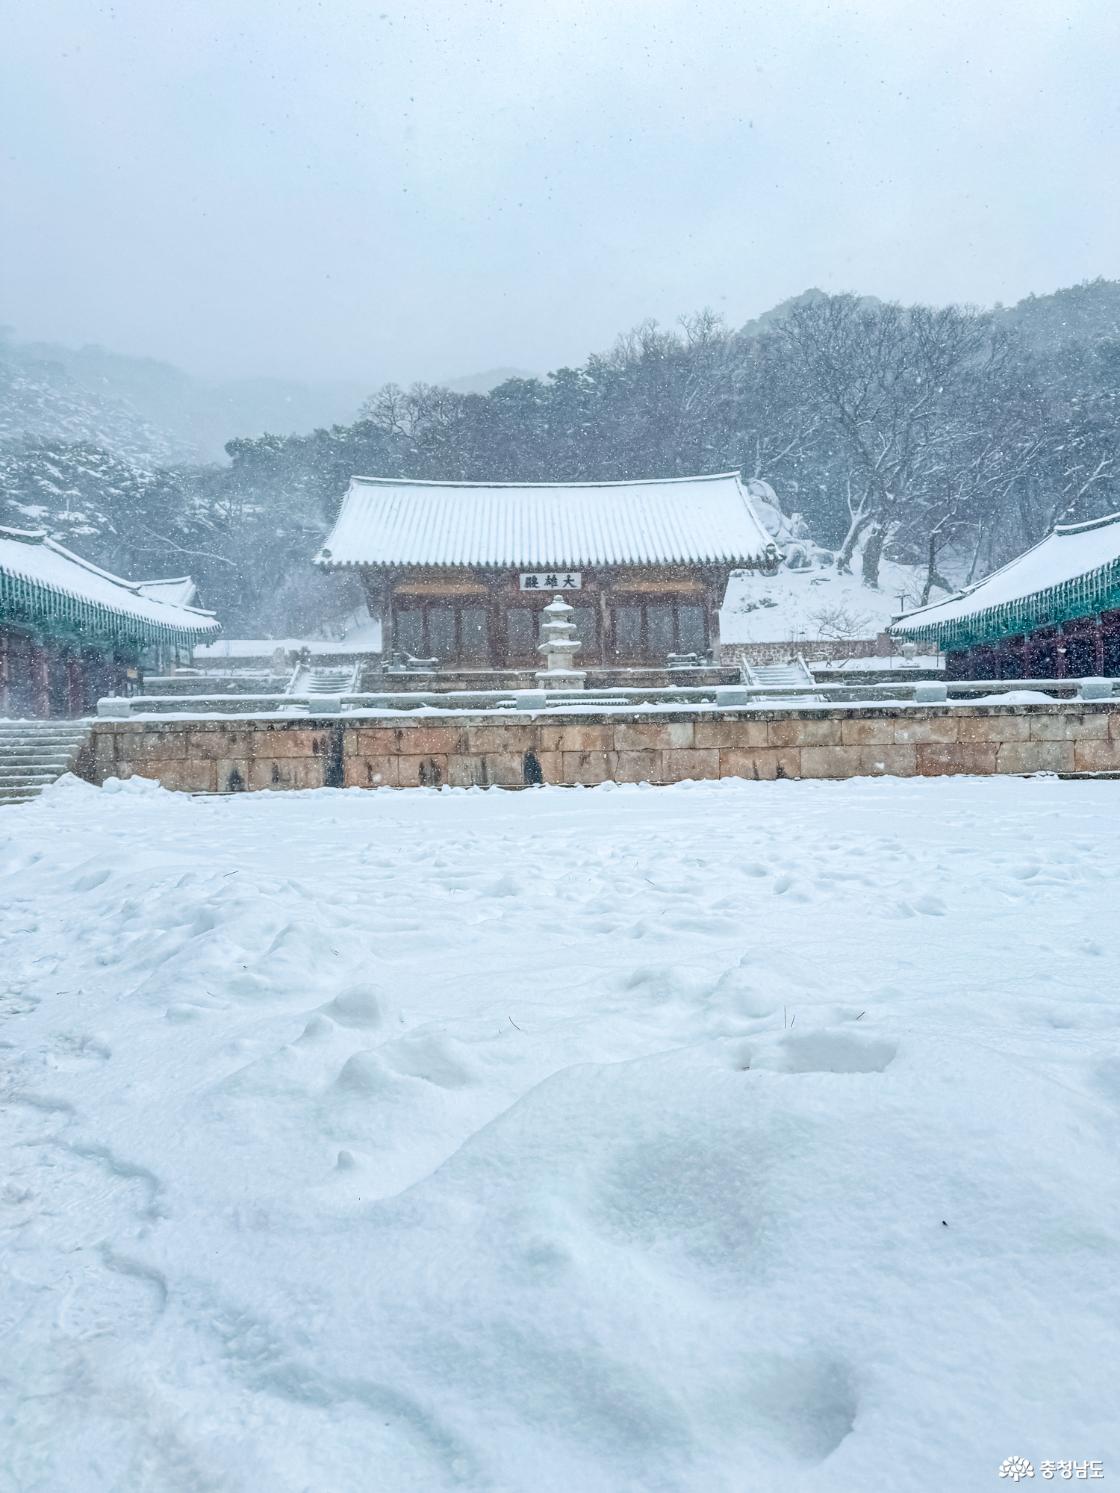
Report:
84,702,1120,793
720,635,895,665
364,665,739,692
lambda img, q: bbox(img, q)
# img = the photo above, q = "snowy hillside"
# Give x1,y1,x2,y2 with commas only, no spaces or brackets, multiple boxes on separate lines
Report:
721,484,945,646
3,776,1118,1491
721,555,935,646
0,352,192,468
0,438,203,580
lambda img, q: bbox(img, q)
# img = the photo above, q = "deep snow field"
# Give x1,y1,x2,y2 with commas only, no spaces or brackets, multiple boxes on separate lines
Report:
3,773,1120,1493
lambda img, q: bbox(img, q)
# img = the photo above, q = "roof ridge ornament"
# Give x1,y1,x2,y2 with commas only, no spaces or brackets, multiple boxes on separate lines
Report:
0,525,49,545
1054,511,1120,536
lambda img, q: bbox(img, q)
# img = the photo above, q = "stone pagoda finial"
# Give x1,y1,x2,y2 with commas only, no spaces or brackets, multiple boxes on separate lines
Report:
535,594,587,690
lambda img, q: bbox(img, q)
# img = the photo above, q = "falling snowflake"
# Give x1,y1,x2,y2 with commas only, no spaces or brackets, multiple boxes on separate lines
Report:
999,1457,1035,1482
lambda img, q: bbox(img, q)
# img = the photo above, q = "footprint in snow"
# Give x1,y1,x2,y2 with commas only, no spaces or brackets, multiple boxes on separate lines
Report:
738,1352,858,1463
165,1003,207,1022
738,1029,898,1075
322,984,384,1029
382,1032,476,1089
45,1032,112,1069
58,1246,168,1341
911,894,947,916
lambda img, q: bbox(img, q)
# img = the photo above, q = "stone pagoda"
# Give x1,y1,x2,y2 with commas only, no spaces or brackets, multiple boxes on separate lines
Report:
535,595,586,690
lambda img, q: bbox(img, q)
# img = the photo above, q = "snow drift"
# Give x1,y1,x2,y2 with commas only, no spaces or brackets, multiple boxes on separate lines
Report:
2,776,1119,1491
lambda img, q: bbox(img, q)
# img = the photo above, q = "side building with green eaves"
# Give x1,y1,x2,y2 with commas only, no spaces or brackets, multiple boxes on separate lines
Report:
1,526,220,718
890,513,1120,680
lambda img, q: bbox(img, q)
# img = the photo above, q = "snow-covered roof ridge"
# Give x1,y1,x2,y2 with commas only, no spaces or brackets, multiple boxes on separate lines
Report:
316,473,779,571
344,471,746,490
0,525,220,645
1053,510,1120,536
891,511,1120,650
136,576,200,609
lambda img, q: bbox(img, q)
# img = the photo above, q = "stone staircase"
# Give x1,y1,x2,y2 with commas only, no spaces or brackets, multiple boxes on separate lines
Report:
287,663,360,697
740,655,823,704
743,657,816,690
0,719,91,805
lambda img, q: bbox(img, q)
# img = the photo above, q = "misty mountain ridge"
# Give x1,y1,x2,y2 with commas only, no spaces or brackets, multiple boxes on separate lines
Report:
994,278,1120,352
3,280,1118,471
738,279,1120,351
442,367,538,395
0,333,371,465
0,331,546,467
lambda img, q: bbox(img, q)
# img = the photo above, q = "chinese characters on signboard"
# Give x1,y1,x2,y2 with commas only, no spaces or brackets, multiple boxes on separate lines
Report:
519,572,582,591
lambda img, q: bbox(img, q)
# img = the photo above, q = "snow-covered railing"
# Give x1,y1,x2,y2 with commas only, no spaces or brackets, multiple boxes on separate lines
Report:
95,676,1120,720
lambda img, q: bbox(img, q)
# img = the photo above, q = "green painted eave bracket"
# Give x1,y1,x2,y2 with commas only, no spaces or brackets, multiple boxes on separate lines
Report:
1,569,213,649
895,559,1120,653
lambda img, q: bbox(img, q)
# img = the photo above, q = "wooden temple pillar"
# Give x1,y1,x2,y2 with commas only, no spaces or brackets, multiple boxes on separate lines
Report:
596,572,614,665
30,644,50,718
485,574,503,671
66,655,84,718
950,647,966,680
703,566,724,659
1101,610,1120,675
362,573,391,665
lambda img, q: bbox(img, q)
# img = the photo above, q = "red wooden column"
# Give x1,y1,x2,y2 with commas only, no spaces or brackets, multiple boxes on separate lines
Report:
1023,629,1040,677
485,572,505,670
1094,616,1105,676
1102,611,1120,675
385,573,401,665
66,655,83,718
31,643,50,718
597,570,615,666
704,567,723,661
0,628,9,717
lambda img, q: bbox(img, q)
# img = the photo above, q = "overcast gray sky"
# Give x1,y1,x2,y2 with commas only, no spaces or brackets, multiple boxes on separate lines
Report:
3,0,1118,385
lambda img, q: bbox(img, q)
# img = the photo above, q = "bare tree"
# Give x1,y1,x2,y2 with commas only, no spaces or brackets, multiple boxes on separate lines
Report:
778,296,1000,587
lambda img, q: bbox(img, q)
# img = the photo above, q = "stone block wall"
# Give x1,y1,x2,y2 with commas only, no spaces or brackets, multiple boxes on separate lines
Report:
363,665,738,692
83,702,1120,793
720,635,895,665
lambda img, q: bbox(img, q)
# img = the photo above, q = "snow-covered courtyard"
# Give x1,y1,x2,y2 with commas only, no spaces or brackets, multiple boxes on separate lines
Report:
3,775,1120,1492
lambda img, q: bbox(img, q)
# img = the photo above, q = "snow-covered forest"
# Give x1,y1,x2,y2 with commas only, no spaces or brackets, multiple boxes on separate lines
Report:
3,278,1120,634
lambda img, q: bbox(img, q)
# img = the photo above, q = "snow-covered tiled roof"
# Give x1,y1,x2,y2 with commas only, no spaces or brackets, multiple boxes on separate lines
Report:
891,512,1120,650
315,474,779,571
0,527,221,646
